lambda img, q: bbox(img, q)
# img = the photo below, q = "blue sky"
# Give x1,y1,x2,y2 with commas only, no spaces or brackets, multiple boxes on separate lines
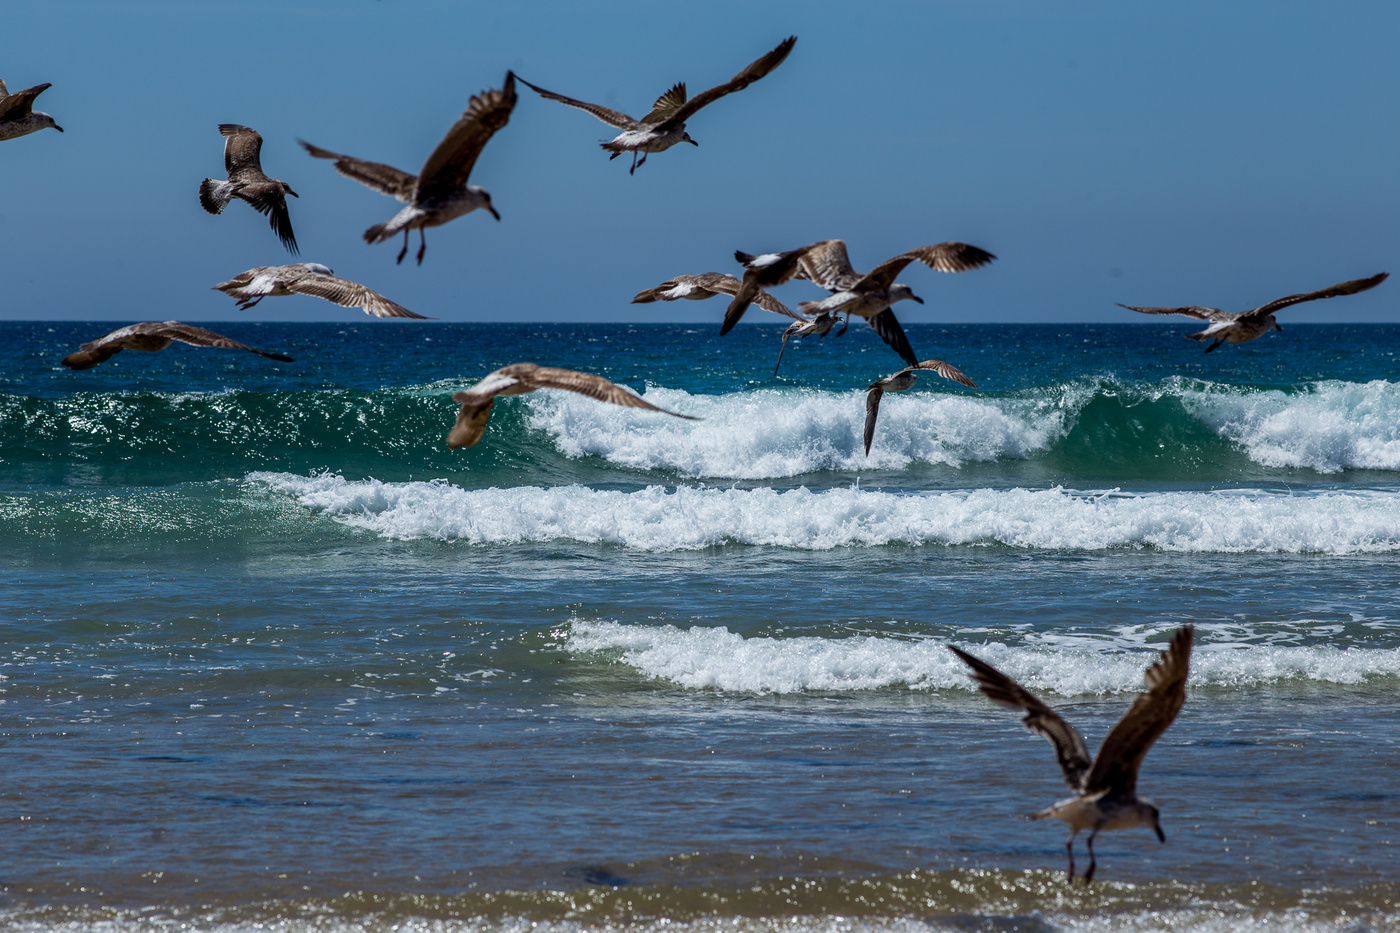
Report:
3,0,1396,323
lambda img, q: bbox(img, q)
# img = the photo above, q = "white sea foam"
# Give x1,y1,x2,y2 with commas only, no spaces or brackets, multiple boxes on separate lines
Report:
250,473,1400,554
524,386,1074,477
564,620,1400,695
1182,379,1400,473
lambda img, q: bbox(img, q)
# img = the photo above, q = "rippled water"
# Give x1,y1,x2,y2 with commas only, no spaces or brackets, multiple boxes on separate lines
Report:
2,322,1398,932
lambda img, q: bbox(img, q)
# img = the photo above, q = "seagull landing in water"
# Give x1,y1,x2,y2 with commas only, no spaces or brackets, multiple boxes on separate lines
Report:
302,72,515,265
516,36,795,175
448,363,697,449
213,263,427,319
0,79,62,141
1119,273,1388,352
725,239,996,368
61,322,294,370
863,360,978,456
949,626,1194,884
199,125,299,255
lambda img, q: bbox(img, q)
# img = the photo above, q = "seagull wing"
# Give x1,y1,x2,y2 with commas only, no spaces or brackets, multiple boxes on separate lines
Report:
1117,303,1228,321
658,35,797,128
416,72,517,204
1242,272,1390,320
300,140,418,202
514,73,638,129
1083,626,1194,797
796,240,862,292
641,82,688,123
287,271,428,319
678,272,802,320
948,645,1094,792
522,365,697,419
219,124,267,176
863,385,885,456
447,394,496,448
156,321,295,361
911,358,978,389
859,242,997,293
0,82,51,119
866,309,920,368
722,241,831,333
239,182,299,255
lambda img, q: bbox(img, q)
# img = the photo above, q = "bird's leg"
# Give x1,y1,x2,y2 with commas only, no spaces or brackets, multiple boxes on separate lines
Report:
1083,831,1098,885
396,230,410,265
1205,338,1224,353
1065,831,1077,882
774,337,790,376
416,229,427,266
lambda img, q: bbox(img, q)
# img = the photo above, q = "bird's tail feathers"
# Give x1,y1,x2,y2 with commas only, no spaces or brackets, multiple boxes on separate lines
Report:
363,222,395,245
199,178,234,214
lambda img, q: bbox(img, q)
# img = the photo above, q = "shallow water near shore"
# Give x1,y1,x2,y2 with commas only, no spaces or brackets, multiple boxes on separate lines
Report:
2,322,1398,931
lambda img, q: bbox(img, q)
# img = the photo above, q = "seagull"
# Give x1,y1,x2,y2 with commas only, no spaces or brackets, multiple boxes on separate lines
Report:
61,322,294,370
1119,272,1388,352
863,360,978,456
0,79,62,141
631,272,837,374
199,125,299,255
301,72,515,265
448,363,696,449
213,263,427,319
515,36,796,174
773,312,844,376
724,240,996,367
948,626,1194,884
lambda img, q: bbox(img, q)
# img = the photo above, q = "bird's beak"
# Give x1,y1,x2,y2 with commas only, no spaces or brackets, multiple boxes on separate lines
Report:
1274,323,1283,332
911,295,925,305
288,189,300,198
1154,824,1166,843
488,204,501,221
54,125,65,133
687,138,699,147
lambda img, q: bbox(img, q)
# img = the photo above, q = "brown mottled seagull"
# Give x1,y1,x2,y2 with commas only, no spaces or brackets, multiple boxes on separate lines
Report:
200,125,299,255
725,239,996,367
949,626,1194,884
301,72,516,265
863,360,978,456
0,79,62,141
631,272,832,375
213,263,427,319
1119,272,1388,353
515,36,796,175
448,363,696,449
61,322,294,370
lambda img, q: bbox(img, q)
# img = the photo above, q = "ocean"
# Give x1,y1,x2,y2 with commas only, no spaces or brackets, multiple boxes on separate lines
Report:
1,320,1397,933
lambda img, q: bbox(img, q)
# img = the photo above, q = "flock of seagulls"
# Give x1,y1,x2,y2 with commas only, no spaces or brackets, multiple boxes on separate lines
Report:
4,37,1387,882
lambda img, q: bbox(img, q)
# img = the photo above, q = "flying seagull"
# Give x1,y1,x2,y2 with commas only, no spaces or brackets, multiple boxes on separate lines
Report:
301,72,516,265
61,322,294,370
725,239,996,367
213,263,427,319
863,360,978,456
0,79,62,141
631,272,835,374
199,124,300,255
1119,272,1388,352
515,36,796,174
448,363,696,449
949,626,1194,884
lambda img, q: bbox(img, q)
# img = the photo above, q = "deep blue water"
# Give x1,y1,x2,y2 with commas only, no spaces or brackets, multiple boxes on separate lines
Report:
1,321,1398,933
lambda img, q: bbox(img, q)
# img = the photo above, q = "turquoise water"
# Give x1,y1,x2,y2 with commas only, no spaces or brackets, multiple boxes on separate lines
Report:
1,321,1398,932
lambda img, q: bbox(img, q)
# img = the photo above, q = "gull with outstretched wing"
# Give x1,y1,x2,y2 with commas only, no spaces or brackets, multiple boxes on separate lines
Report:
199,125,299,255
516,36,795,174
213,263,426,319
949,626,1194,884
61,322,294,370
863,360,978,456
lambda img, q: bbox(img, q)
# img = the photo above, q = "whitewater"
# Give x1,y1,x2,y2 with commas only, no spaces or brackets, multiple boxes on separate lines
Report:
4,322,1400,933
